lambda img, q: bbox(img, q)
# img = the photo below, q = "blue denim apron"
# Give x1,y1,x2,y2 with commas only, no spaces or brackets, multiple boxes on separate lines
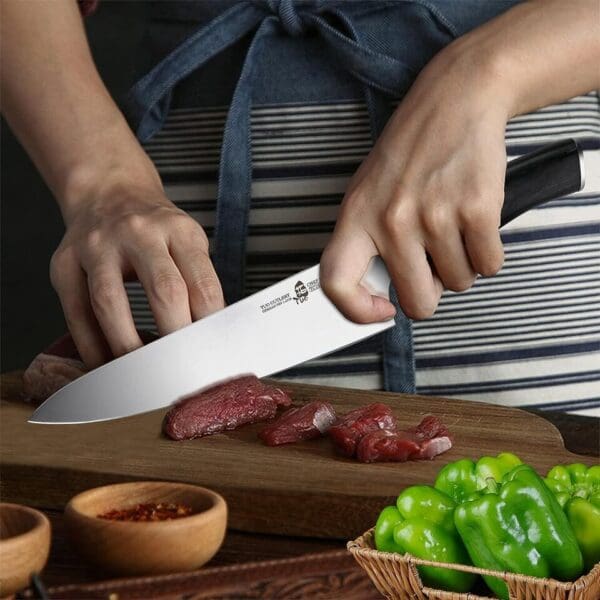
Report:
123,0,520,393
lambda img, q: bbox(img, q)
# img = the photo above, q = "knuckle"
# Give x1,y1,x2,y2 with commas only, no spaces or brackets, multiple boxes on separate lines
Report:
187,226,210,252
116,213,150,241
461,199,496,230
318,251,341,296
121,213,147,233
84,229,104,252
195,228,210,251
172,211,196,229
319,264,344,302
319,276,336,301
150,272,187,304
321,278,346,309
162,208,195,234
421,203,450,237
382,200,411,237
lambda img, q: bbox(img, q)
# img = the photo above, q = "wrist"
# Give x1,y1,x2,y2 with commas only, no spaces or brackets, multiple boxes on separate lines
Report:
434,0,589,121
59,143,164,226
438,34,521,121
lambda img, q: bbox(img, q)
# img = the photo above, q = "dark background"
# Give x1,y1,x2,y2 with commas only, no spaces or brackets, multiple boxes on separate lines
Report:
1,2,145,371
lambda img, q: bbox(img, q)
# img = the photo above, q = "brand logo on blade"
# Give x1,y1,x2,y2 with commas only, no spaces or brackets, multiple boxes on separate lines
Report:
259,277,320,314
293,281,309,304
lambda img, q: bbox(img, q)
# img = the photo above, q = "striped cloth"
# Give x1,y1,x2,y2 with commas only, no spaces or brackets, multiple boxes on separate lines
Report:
127,92,600,417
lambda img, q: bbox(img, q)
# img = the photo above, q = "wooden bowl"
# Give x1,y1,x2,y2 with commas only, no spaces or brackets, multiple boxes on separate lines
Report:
64,481,227,576
0,503,51,597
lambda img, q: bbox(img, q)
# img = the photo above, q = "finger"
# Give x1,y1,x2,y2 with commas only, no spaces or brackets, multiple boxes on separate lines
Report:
382,237,441,320
461,202,504,276
86,260,144,358
50,252,112,369
169,231,224,320
129,243,192,335
425,224,477,292
321,227,396,324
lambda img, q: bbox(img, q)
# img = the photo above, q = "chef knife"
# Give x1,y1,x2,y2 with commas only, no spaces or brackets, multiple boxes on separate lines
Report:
30,139,585,424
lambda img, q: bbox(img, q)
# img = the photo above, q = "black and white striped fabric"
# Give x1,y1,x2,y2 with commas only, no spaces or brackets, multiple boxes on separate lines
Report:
127,92,600,417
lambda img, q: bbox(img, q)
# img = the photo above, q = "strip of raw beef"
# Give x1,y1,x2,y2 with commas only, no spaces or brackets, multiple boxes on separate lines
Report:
408,415,451,441
22,334,86,403
163,375,293,441
22,331,158,402
407,414,453,459
259,401,337,446
328,403,397,457
356,415,452,463
356,430,419,463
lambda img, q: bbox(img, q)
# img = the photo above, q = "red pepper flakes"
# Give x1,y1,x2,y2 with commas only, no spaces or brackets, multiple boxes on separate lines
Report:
98,502,193,522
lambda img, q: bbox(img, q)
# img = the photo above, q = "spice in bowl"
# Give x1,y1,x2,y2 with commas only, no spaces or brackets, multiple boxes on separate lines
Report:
98,502,193,522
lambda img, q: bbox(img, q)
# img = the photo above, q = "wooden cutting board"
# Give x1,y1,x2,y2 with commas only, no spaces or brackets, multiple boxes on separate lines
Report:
1,371,596,539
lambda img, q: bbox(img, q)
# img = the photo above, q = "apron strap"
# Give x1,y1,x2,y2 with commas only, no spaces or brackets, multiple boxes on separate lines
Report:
125,2,266,142
213,16,280,302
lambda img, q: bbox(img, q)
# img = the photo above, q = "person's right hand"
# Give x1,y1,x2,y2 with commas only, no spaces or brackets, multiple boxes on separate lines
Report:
50,178,224,369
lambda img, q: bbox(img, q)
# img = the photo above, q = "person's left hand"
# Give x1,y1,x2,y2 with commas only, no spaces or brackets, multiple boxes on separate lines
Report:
320,42,512,323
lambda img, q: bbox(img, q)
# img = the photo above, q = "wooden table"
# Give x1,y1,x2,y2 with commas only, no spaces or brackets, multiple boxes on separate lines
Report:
1,370,597,594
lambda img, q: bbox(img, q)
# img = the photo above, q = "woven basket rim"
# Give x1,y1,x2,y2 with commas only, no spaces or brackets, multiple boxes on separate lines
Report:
347,527,600,591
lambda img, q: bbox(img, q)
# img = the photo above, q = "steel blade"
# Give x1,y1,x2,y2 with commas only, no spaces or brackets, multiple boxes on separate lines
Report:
29,259,393,424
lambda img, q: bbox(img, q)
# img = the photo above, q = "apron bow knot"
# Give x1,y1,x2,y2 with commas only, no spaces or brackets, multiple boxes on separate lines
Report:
265,0,307,36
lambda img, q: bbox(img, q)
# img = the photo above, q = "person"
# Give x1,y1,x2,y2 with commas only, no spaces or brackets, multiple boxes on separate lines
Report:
2,0,599,415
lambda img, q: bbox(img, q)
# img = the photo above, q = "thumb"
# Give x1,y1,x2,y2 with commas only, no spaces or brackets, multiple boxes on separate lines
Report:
320,227,396,324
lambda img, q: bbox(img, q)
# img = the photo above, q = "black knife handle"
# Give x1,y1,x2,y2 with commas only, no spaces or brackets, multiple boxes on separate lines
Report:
501,139,584,227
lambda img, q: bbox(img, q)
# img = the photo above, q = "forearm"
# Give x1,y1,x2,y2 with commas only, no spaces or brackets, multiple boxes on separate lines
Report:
0,0,160,223
440,0,600,119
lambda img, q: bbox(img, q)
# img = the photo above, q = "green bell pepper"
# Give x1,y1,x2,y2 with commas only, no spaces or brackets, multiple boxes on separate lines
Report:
435,452,522,503
545,463,600,570
374,485,476,592
454,464,584,600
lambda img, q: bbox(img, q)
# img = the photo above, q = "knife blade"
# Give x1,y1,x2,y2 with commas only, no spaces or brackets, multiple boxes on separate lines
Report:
29,139,584,424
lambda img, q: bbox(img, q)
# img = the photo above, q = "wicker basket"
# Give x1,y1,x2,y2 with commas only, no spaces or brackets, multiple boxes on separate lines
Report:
347,528,600,600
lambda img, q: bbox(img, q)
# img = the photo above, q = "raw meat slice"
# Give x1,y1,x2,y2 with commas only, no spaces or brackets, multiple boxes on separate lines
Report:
328,403,397,457
410,414,451,441
259,401,337,446
356,429,420,463
22,337,86,403
22,331,157,402
356,415,453,463
163,375,292,441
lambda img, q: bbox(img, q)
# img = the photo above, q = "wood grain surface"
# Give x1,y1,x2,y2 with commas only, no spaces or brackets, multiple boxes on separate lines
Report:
1,371,595,539
24,549,380,600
